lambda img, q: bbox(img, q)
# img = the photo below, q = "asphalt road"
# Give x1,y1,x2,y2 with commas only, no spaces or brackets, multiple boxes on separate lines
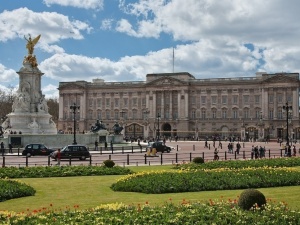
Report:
1,140,296,167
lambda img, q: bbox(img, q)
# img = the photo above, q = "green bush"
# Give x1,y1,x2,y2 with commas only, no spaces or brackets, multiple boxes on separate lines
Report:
0,179,36,202
103,159,115,168
0,165,132,178
238,189,266,210
193,157,204,164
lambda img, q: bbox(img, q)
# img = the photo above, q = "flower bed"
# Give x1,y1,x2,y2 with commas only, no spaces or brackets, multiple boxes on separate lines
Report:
0,165,133,178
111,167,300,193
173,157,300,170
0,200,299,224
0,179,35,202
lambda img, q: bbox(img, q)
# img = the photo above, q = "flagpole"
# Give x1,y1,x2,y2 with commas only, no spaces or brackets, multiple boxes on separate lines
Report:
172,47,174,73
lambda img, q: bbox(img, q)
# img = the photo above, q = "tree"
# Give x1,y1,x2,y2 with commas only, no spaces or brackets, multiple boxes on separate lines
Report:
47,98,59,124
0,87,15,121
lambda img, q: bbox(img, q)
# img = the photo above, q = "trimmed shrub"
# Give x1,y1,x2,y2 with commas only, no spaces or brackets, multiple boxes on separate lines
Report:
238,189,266,210
103,159,115,168
193,157,204,164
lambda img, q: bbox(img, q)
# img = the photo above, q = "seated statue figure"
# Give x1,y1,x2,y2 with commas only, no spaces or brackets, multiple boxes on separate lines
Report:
112,122,123,135
91,120,106,132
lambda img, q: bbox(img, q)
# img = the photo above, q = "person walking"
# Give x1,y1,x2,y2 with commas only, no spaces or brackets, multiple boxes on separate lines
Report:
8,143,13,153
94,140,99,151
0,142,4,156
56,149,61,166
104,141,108,150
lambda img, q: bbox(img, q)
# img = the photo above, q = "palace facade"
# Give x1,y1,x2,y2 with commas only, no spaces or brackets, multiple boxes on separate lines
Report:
57,72,300,140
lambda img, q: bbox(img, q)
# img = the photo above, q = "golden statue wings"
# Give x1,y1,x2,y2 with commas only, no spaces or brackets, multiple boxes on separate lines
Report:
24,34,41,55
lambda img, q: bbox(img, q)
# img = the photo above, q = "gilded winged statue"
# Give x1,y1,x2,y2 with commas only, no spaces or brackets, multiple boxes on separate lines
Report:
24,34,41,55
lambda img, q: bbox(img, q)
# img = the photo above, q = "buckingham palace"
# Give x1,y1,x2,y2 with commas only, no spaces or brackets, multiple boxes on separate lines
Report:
57,71,300,141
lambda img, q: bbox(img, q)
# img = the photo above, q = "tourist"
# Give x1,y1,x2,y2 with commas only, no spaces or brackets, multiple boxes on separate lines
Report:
94,140,99,151
0,142,4,155
56,149,61,166
8,143,13,153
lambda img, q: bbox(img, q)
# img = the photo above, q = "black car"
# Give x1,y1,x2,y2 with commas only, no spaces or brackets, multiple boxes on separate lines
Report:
22,144,55,157
50,144,91,160
146,141,173,153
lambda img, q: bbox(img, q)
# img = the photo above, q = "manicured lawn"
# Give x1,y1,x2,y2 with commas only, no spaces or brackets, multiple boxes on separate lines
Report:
0,165,299,212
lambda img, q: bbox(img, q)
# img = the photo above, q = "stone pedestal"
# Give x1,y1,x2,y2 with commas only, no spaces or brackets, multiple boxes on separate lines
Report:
2,60,57,134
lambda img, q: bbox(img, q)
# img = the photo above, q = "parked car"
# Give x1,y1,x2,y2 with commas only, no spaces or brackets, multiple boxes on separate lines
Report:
146,141,173,153
50,144,91,160
22,144,55,157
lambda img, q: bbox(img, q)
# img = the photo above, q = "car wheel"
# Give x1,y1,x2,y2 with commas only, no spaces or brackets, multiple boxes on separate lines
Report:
26,153,31,157
80,156,86,160
167,149,170,153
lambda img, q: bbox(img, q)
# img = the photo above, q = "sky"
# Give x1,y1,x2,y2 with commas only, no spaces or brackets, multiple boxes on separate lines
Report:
1,0,300,98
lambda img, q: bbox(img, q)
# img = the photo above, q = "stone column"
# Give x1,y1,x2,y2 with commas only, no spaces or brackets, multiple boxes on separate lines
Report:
170,91,172,120
161,91,164,118
185,90,189,118
177,91,181,118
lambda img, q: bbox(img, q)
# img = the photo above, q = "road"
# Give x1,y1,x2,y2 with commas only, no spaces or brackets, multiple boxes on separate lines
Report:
1,140,295,167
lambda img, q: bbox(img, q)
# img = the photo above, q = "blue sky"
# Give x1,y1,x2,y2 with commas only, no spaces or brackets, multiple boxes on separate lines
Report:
1,0,300,98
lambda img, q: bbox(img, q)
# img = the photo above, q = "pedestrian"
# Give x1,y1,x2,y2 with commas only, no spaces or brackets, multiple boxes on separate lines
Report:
104,141,108,150
8,143,13,153
0,142,4,155
94,140,99,151
56,149,61,166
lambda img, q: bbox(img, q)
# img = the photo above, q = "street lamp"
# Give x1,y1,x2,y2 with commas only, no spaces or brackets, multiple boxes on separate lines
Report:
70,103,80,145
156,113,161,140
283,102,292,146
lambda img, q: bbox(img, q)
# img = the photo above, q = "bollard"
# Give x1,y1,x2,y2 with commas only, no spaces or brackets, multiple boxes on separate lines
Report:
225,151,227,160
69,156,72,165
202,152,204,161
48,155,50,166
161,154,163,165
243,151,245,159
89,155,92,166
111,147,114,154
190,152,192,162
268,149,271,158
177,145,178,151
209,144,210,150
175,153,178,163
26,156,28,167
144,154,147,164
280,149,283,157
127,154,129,165
234,151,237,160
2,157,5,167
109,154,111,160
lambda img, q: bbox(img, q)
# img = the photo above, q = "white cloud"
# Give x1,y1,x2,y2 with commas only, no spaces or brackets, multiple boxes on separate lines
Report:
43,0,104,10
0,64,18,83
0,7,92,53
101,19,114,30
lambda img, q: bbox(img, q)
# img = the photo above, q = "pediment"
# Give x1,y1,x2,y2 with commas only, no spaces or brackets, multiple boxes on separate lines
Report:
262,74,299,84
145,76,187,86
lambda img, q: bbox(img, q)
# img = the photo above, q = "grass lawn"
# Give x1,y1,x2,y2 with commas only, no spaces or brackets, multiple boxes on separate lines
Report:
0,165,299,212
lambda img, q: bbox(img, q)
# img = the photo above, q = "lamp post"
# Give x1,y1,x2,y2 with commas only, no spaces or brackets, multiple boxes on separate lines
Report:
156,113,161,140
70,103,80,145
283,102,292,146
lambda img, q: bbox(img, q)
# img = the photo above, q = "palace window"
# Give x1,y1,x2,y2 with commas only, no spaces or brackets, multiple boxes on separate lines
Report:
201,109,206,119
114,99,119,107
233,96,238,104
212,109,217,119
201,96,206,104
233,109,238,119
211,96,217,104
97,99,102,108
222,109,227,119
222,96,227,104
